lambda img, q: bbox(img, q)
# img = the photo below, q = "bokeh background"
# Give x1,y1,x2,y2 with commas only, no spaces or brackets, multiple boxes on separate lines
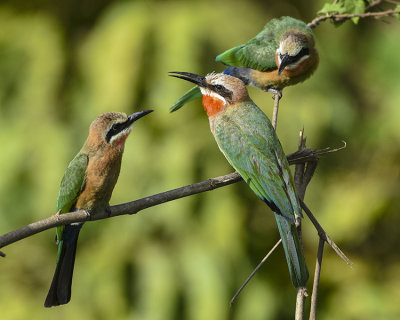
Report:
0,0,399,319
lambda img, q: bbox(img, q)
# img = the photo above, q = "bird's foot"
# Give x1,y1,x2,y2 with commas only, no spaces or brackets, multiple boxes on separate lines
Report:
83,210,91,219
267,88,282,100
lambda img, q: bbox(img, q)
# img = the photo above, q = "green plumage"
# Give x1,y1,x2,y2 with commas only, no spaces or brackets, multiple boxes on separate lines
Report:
216,16,314,71
170,85,202,112
213,100,309,287
45,152,88,307
55,153,88,241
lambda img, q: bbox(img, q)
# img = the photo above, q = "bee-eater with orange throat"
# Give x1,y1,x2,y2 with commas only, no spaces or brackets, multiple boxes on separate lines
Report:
169,71,309,288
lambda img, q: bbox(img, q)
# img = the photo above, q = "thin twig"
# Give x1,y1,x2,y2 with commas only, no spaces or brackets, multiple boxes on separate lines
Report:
365,0,385,11
308,9,400,28
272,94,280,130
300,200,352,266
229,239,282,306
309,238,325,320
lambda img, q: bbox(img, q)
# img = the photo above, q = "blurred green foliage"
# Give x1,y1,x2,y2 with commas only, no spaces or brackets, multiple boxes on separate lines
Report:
0,0,400,319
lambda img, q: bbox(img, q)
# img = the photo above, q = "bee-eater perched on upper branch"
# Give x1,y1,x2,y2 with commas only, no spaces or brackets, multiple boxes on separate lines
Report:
170,16,318,112
44,110,153,307
169,71,309,288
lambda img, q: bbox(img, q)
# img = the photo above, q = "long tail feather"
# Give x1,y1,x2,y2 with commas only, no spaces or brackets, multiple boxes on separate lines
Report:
170,86,202,112
44,224,82,307
274,213,309,287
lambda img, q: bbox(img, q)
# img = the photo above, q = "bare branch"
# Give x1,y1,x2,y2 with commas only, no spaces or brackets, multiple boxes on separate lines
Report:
300,200,352,266
229,239,282,306
0,148,330,251
293,129,316,320
295,287,308,320
272,94,280,130
309,238,325,320
308,8,400,29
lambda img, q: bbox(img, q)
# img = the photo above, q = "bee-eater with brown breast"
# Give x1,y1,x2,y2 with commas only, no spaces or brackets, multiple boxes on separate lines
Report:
44,110,153,307
171,16,318,112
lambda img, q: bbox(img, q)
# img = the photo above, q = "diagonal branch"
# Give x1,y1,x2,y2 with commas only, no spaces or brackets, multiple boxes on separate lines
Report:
300,200,352,266
0,149,321,252
0,145,348,256
229,239,282,306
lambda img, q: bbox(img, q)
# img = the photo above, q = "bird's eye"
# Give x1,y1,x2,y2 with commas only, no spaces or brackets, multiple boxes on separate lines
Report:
214,84,224,91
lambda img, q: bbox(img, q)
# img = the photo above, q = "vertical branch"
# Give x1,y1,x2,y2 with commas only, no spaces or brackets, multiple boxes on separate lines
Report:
294,129,319,320
295,287,308,320
272,94,280,129
309,238,325,320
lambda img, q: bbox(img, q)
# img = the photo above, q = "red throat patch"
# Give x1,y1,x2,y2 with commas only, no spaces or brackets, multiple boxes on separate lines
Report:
202,95,225,117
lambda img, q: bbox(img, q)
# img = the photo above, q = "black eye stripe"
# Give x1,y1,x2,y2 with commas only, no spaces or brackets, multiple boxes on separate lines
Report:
280,47,310,65
209,84,233,100
105,122,127,143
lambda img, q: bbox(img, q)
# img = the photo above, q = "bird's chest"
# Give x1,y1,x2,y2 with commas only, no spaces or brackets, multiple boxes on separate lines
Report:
76,151,122,211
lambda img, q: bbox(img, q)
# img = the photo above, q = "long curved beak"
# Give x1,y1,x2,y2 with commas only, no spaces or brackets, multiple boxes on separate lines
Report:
169,71,206,88
127,110,153,125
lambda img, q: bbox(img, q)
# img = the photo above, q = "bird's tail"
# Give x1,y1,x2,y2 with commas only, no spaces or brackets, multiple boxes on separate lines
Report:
274,213,309,287
44,223,83,307
170,86,202,112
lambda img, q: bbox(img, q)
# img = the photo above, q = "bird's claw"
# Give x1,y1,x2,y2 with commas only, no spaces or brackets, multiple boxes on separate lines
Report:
268,88,282,100
105,207,112,218
83,210,90,219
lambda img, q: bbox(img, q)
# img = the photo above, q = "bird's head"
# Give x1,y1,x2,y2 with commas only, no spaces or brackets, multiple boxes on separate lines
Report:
169,71,248,117
276,30,316,76
89,110,153,149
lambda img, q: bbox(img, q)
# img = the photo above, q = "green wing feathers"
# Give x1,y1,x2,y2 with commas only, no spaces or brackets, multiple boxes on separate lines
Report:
216,16,313,72
215,45,247,67
57,153,88,213
170,86,202,112
213,102,308,287
214,103,301,222
56,153,88,241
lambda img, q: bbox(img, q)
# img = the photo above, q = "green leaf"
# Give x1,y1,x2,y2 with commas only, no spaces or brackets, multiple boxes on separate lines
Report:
396,5,400,21
317,3,345,15
344,0,367,24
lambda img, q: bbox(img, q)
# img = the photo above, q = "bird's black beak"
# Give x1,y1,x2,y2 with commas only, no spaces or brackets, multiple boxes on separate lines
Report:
169,71,206,88
278,54,290,75
127,110,153,125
